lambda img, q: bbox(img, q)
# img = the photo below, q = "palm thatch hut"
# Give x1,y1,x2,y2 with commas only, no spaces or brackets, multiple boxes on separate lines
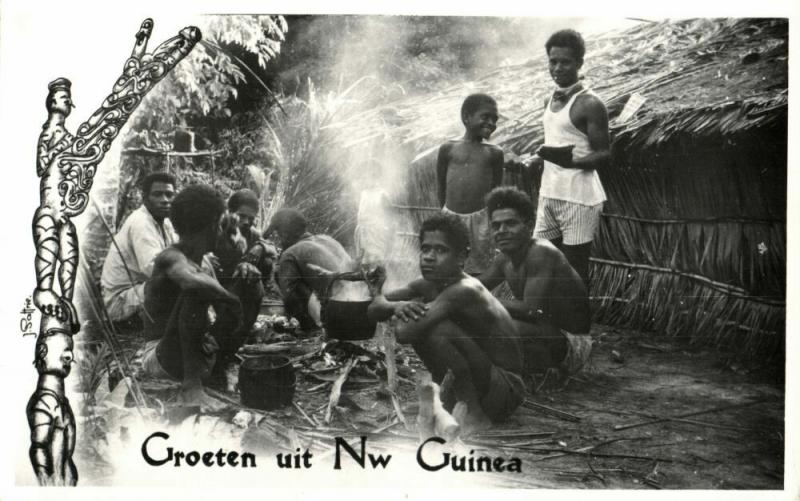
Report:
316,18,787,360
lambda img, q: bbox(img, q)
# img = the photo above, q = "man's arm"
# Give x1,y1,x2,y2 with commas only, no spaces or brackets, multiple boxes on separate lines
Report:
569,96,610,171
367,279,428,323
497,246,559,323
490,146,504,187
161,250,238,305
393,283,473,344
436,143,451,208
275,255,313,319
236,238,277,279
477,252,506,291
131,217,172,277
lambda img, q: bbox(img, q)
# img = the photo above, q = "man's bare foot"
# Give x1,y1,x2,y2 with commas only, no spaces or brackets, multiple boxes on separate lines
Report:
452,400,492,437
417,382,460,441
430,386,459,441
416,383,436,441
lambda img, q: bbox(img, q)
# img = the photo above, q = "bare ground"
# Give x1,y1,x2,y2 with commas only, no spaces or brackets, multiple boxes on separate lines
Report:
76,323,784,489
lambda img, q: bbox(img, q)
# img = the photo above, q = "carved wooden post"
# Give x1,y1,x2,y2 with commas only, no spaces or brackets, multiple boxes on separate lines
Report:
29,19,200,486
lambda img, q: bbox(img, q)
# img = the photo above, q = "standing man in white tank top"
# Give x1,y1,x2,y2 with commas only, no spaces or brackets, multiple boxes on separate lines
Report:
531,29,609,287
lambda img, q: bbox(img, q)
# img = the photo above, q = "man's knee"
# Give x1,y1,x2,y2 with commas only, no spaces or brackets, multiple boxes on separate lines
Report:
514,320,567,369
395,318,460,345
104,284,145,322
412,321,471,374
175,291,213,330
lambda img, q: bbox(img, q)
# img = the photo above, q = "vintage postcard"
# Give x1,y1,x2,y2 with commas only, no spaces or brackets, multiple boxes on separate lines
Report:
0,0,796,499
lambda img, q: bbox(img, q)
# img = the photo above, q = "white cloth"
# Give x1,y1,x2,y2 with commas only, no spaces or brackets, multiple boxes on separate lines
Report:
540,89,607,206
101,206,178,321
533,197,604,245
561,331,593,375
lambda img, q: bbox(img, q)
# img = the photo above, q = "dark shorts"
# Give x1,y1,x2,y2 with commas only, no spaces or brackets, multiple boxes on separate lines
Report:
480,365,526,423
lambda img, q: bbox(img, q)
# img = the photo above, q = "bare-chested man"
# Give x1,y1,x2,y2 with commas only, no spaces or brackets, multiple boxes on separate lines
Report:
141,185,245,407
480,187,592,384
436,93,504,273
267,208,353,330
368,213,524,432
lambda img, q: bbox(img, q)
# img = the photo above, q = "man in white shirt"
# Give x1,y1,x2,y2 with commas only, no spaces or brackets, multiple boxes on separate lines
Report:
101,172,177,322
532,29,610,286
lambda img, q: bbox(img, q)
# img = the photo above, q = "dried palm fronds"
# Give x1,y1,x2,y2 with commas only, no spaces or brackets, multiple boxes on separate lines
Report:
590,260,784,360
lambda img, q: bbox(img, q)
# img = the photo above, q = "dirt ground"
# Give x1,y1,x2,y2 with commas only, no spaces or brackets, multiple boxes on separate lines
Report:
470,324,785,489
78,322,784,489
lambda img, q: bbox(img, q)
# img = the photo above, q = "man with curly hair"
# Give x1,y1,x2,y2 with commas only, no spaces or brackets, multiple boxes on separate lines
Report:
368,213,524,434
481,186,592,386
141,185,244,408
530,29,609,286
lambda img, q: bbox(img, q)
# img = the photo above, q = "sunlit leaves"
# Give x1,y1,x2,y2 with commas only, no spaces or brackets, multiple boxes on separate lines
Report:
135,15,287,127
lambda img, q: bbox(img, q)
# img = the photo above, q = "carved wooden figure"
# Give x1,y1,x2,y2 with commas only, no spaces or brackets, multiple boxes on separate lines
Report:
32,19,201,333
27,330,77,486
28,19,200,486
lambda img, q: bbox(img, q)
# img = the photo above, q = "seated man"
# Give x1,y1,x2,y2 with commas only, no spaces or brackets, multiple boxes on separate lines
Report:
141,185,254,407
101,172,177,322
215,188,277,286
267,208,353,330
368,213,524,433
479,187,592,384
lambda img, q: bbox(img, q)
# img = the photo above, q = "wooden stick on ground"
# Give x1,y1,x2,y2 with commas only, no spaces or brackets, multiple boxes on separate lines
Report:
381,324,399,393
631,411,756,431
530,448,674,463
523,400,582,422
388,388,409,430
476,430,555,439
324,357,357,424
293,401,319,427
614,398,776,431
371,418,401,434
532,436,650,462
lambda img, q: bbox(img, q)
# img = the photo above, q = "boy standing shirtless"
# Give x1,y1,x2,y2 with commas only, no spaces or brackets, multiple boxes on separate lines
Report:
436,93,504,273
368,213,524,433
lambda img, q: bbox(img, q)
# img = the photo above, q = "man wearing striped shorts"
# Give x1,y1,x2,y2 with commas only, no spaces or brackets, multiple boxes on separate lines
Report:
531,29,609,286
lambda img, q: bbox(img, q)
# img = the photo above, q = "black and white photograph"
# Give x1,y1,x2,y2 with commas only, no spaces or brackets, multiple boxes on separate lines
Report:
0,0,796,498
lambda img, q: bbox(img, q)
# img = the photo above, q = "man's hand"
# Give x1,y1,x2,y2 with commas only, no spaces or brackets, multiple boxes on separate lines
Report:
260,241,278,260
537,144,574,167
205,253,221,270
33,288,68,320
391,301,429,323
233,262,262,281
366,265,387,292
527,155,544,172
